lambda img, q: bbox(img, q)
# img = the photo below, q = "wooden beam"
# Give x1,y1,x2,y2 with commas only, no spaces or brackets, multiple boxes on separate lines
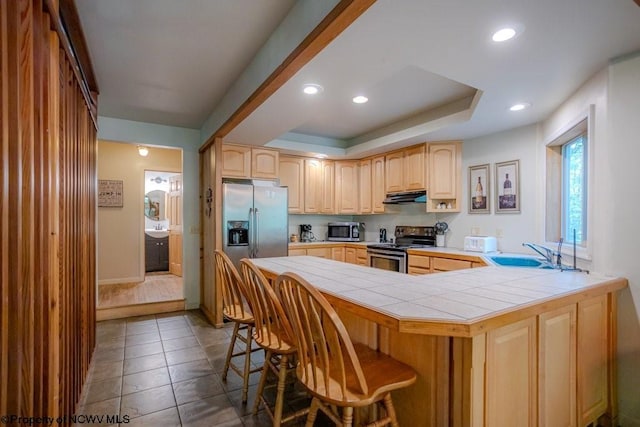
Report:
200,0,376,153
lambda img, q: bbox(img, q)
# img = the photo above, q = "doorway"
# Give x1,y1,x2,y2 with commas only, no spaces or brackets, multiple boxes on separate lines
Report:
96,142,184,320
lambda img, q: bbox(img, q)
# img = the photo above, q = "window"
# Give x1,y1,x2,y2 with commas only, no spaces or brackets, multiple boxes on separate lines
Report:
545,116,589,249
562,135,588,246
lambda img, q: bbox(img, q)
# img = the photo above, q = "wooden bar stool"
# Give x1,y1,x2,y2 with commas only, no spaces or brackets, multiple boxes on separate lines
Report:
240,259,309,426
275,272,417,427
214,250,261,403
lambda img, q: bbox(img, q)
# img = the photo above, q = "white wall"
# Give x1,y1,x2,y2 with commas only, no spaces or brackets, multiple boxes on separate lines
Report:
97,117,202,309
539,56,639,423
605,53,640,425
444,124,540,253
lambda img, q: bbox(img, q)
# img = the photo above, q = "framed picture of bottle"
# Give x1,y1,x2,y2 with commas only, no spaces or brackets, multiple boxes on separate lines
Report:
468,164,490,213
495,160,520,213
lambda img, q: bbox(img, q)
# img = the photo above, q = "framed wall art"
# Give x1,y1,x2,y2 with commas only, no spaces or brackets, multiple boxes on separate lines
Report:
468,163,490,213
495,160,520,213
98,179,124,207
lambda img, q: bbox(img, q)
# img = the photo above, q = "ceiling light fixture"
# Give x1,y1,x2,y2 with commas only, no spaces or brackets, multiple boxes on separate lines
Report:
302,84,323,95
492,28,516,42
509,102,531,111
138,146,149,157
352,95,368,104
315,154,328,159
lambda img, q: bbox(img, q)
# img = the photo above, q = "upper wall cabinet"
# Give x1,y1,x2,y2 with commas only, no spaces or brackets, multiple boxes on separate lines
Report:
304,159,335,214
335,161,359,214
360,156,385,214
385,144,426,193
279,156,305,213
221,144,279,179
426,141,462,212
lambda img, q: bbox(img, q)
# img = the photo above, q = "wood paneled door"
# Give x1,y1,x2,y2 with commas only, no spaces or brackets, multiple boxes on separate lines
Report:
169,174,183,276
1,0,98,419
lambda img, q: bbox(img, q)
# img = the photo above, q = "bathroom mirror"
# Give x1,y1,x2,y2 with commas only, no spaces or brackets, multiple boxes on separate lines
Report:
144,189,166,221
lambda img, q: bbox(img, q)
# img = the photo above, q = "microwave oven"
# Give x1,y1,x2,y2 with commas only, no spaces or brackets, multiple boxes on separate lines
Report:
327,222,364,242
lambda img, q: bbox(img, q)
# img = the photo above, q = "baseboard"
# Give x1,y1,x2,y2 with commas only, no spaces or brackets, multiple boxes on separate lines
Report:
98,276,144,286
97,299,185,321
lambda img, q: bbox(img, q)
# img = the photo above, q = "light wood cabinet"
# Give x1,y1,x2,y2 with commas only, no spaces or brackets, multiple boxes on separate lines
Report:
539,305,577,427
356,248,368,266
331,247,345,262
345,247,357,264
304,159,323,213
335,160,359,214
221,144,278,179
404,144,426,191
485,316,538,426
251,147,279,179
288,248,307,256
359,159,372,214
427,141,462,212
321,161,335,214
407,254,430,275
408,252,483,275
577,295,609,426
307,247,331,258
372,156,386,213
279,156,304,213
385,144,426,194
431,257,472,272
221,144,251,178
385,151,405,193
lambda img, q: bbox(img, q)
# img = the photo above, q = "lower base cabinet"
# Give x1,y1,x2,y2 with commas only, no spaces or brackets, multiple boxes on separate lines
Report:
145,235,169,272
289,244,368,265
482,296,611,427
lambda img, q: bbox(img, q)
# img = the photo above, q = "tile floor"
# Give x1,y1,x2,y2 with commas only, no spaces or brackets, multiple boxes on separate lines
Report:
79,310,325,426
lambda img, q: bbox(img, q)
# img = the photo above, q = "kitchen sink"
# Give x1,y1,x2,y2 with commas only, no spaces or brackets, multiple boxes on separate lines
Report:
488,256,553,269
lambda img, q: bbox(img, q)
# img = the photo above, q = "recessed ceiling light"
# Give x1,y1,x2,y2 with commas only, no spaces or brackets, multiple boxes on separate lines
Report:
302,83,323,95
492,28,517,42
509,102,531,111
352,95,368,104
138,146,149,157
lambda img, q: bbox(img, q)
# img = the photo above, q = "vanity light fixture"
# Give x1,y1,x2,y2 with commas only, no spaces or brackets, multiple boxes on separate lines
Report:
302,83,323,95
138,146,149,157
352,95,368,104
509,102,531,111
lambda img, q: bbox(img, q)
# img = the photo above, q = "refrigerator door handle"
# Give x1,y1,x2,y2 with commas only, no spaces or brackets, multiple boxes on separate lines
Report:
254,208,260,258
248,207,254,257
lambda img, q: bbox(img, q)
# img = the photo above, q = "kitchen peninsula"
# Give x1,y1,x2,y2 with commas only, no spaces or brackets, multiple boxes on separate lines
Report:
251,256,627,427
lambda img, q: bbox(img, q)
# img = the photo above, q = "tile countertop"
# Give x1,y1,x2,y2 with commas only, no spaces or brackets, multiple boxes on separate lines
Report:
250,256,627,338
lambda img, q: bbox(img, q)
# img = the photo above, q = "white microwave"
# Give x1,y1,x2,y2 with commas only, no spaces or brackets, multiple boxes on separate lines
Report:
464,236,497,253
327,222,364,242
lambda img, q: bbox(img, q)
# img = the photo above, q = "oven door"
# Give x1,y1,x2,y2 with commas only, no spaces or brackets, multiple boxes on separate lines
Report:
367,250,406,274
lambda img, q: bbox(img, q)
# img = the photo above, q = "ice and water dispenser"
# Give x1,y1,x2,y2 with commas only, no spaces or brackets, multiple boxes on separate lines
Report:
227,221,249,246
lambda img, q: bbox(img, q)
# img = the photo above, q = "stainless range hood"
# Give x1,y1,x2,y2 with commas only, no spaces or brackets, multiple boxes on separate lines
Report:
382,191,427,204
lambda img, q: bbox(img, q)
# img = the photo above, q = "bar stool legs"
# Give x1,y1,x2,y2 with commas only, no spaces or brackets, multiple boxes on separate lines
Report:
221,321,257,403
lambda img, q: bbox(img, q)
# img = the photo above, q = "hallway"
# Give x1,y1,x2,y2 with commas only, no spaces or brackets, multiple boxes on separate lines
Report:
98,274,184,308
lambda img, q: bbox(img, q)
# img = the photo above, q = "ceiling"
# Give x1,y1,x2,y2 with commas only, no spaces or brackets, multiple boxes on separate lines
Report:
76,0,640,158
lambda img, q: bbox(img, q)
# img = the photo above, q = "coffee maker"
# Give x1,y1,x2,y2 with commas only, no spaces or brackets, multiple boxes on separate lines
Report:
300,224,314,242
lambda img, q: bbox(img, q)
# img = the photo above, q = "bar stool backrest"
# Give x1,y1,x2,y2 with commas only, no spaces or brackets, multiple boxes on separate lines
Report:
275,272,369,401
215,250,251,321
240,259,294,351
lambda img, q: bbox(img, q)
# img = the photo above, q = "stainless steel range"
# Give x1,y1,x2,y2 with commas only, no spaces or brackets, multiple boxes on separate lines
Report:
367,226,435,273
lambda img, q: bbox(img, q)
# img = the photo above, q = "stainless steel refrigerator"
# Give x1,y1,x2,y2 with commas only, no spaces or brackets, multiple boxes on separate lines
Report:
222,181,288,268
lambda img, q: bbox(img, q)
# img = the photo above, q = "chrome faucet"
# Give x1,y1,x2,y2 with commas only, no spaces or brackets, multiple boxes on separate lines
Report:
522,242,556,265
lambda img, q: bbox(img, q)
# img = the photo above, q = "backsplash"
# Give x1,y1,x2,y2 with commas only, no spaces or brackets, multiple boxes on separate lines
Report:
289,204,439,243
